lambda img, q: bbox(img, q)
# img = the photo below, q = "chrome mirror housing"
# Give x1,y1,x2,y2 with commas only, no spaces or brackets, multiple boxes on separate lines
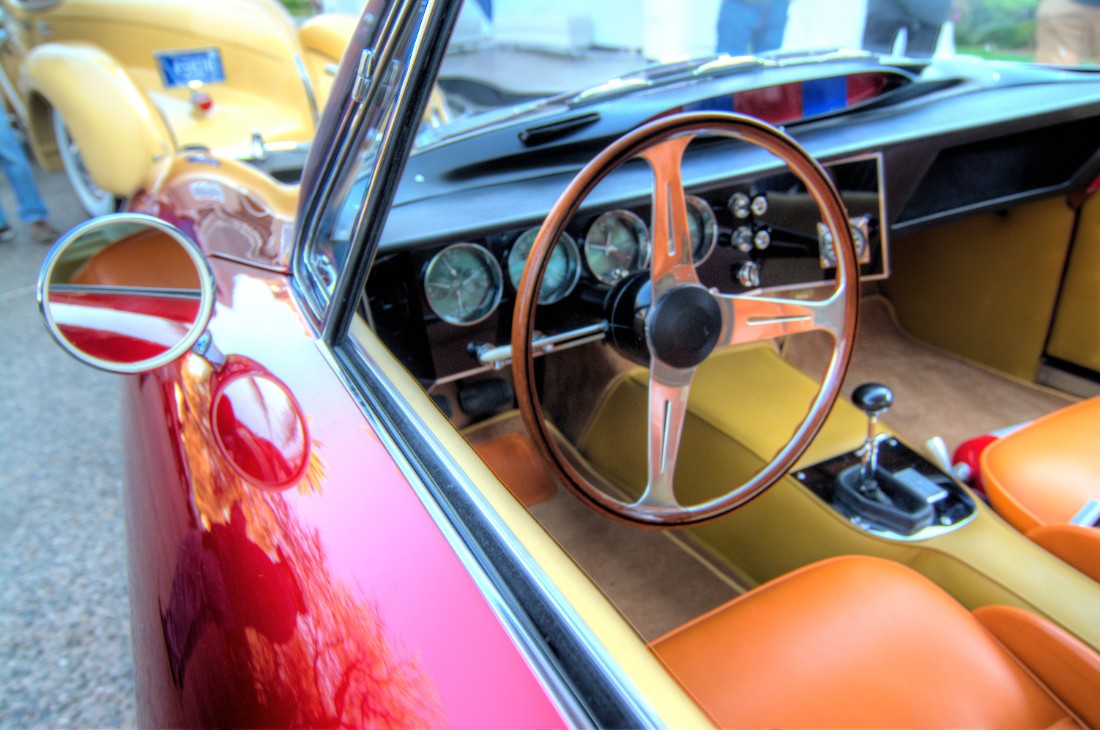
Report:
37,213,216,374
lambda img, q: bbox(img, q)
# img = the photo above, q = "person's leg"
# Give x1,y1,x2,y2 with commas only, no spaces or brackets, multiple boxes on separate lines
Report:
717,0,756,55
1037,0,1090,65
1086,2,1100,63
0,122,48,224
753,0,789,53
0,203,11,240
863,0,908,53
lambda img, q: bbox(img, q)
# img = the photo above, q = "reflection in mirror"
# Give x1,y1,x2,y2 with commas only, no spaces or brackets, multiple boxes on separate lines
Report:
38,215,215,374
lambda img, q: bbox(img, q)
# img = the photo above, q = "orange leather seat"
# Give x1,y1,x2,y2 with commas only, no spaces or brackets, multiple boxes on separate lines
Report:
651,556,1100,728
981,396,1100,581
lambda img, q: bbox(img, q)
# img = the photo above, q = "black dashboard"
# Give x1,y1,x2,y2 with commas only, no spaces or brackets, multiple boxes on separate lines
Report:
367,59,1100,388
368,153,887,384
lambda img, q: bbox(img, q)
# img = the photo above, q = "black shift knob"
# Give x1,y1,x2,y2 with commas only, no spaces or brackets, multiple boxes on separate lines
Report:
852,383,894,417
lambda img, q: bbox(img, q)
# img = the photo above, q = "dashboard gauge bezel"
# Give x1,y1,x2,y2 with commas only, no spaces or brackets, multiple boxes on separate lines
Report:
685,195,719,264
583,209,652,286
507,228,581,305
423,242,504,326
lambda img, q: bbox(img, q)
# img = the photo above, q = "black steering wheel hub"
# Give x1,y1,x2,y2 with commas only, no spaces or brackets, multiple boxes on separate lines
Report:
647,285,722,369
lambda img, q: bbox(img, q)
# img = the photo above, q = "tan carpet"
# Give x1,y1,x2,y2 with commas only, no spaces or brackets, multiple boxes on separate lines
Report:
465,412,742,641
530,489,742,641
784,296,1076,453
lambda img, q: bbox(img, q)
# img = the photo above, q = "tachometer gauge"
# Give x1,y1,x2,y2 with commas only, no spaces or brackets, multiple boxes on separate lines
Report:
583,210,650,285
686,195,718,264
507,228,581,304
423,243,503,325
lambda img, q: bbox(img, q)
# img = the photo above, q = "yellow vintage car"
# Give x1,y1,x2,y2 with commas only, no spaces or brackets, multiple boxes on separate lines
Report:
0,0,353,216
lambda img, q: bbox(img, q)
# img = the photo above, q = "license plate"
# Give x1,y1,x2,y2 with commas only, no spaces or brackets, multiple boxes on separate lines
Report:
156,48,225,88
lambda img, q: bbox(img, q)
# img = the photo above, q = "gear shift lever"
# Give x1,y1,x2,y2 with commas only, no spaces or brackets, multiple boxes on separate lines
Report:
835,383,936,536
852,383,894,489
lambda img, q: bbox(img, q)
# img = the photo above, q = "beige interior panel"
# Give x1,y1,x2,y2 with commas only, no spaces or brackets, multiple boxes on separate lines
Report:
1048,192,1100,372
883,197,1075,380
580,341,1100,653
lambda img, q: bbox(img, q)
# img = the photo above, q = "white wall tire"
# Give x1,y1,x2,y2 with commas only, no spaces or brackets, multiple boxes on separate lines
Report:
52,108,117,218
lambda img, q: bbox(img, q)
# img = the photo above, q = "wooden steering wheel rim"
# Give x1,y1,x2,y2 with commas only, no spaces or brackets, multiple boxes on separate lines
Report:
512,112,860,526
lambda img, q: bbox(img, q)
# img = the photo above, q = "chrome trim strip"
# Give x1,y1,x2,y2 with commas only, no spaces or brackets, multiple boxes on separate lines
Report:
294,54,320,124
217,141,311,161
1071,499,1100,527
291,8,401,325
48,284,202,300
475,323,608,369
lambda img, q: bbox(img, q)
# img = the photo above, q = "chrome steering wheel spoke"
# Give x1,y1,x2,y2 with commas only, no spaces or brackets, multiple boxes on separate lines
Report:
639,135,698,293
636,361,695,511
715,288,848,347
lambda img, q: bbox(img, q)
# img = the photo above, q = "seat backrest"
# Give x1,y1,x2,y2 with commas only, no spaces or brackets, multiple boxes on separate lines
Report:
981,396,1100,533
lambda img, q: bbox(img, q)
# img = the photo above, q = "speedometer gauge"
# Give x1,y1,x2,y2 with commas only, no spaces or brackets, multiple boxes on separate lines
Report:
584,210,650,285
507,228,581,304
423,243,503,325
686,195,718,264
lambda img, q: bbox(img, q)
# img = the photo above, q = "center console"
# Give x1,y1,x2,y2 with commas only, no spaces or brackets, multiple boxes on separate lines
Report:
794,381,977,541
794,437,977,540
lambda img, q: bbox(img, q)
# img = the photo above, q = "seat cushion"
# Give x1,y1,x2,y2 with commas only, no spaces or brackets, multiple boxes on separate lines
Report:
650,556,1086,728
981,396,1100,533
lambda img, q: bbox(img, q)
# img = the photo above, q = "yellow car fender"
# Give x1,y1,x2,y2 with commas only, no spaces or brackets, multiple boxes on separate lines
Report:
24,41,174,197
298,14,356,110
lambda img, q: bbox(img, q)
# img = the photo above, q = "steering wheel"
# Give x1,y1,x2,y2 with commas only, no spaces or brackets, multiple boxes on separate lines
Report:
512,112,860,526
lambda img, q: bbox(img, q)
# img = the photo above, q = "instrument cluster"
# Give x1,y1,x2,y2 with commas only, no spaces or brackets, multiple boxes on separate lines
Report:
419,153,886,328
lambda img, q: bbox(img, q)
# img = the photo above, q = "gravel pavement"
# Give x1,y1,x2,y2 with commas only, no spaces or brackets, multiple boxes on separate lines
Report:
0,168,136,728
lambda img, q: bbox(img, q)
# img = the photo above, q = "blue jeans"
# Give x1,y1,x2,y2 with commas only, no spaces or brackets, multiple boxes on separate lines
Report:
0,121,48,228
716,0,791,55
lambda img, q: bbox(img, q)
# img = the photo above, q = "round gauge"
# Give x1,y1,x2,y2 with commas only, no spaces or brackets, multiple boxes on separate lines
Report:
507,228,580,305
584,210,651,285
686,195,718,264
423,243,503,325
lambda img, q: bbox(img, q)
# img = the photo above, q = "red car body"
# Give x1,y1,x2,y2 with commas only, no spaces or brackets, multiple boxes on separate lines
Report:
118,255,565,727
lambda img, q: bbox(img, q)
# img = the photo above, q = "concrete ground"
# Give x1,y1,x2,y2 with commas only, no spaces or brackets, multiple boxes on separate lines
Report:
0,167,136,728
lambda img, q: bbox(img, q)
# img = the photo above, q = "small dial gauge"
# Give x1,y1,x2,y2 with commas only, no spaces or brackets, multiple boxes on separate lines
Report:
584,210,651,285
423,243,503,325
686,195,718,264
507,228,581,304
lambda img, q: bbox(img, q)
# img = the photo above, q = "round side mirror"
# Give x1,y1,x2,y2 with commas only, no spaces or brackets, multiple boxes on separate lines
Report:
37,214,216,374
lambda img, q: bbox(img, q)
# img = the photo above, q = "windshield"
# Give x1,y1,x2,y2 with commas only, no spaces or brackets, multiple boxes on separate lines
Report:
391,0,1050,145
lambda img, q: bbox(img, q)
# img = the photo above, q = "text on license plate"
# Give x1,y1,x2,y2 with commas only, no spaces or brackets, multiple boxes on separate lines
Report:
156,48,226,88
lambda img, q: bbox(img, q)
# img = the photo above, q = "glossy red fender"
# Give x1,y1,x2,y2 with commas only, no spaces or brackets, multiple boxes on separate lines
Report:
118,231,567,725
